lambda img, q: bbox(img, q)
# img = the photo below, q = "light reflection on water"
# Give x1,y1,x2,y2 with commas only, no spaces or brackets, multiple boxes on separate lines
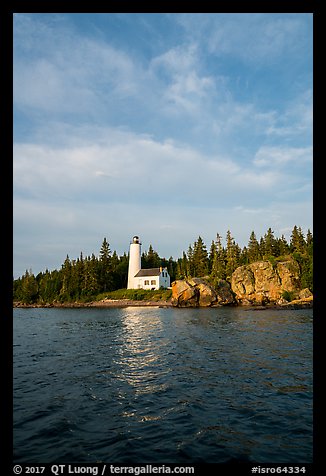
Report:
13,306,312,463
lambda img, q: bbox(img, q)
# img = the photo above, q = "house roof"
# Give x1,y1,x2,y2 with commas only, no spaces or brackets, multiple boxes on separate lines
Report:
134,268,162,277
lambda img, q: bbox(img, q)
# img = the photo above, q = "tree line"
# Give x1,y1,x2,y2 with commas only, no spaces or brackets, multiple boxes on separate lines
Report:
13,226,313,304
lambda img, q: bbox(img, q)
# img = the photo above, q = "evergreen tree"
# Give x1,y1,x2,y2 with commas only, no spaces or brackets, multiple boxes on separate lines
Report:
240,246,249,265
176,251,189,279
263,228,277,258
168,256,177,282
82,254,100,298
259,236,265,258
115,253,129,289
187,244,194,276
211,233,226,279
247,231,261,263
225,230,239,278
208,240,217,274
306,229,313,248
21,269,38,304
290,225,305,253
60,255,72,301
301,236,313,291
98,237,112,292
36,270,50,303
142,244,161,268
277,234,290,256
192,236,209,277
99,237,111,261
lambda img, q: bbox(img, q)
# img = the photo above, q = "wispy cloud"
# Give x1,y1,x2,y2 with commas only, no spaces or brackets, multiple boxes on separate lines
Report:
253,146,312,168
179,13,311,64
14,15,143,118
15,125,297,209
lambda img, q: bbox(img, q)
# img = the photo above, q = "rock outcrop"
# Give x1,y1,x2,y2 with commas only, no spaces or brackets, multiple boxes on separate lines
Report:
231,259,301,305
171,259,312,307
171,278,235,307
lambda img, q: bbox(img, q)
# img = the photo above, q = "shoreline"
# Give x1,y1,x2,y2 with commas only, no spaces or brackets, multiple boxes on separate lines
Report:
13,297,313,310
13,298,173,309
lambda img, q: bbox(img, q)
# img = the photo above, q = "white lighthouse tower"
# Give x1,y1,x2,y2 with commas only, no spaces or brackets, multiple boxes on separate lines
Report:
127,236,142,289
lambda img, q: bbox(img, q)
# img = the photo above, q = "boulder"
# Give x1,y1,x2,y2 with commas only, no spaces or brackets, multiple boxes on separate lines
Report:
231,259,302,305
188,278,218,307
212,279,235,306
171,280,199,307
231,265,256,299
171,278,235,307
276,260,301,292
299,288,313,299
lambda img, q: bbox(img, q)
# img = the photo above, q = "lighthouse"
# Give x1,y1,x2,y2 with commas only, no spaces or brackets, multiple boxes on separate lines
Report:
127,236,142,289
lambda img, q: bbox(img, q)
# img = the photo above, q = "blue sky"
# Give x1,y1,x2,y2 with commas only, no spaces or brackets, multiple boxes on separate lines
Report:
13,13,313,278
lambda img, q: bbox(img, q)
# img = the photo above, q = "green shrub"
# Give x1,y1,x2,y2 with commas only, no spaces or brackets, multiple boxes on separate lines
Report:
282,290,296,302
96,288,172,302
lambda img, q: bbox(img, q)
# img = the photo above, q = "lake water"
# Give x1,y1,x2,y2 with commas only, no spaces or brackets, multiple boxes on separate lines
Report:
13,306,313,464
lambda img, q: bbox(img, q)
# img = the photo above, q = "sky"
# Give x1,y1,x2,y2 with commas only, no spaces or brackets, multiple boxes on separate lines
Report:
13,13,313,278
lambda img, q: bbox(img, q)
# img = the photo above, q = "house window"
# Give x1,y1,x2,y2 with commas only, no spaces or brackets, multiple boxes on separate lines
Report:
144,280,149,285
151,280,156,285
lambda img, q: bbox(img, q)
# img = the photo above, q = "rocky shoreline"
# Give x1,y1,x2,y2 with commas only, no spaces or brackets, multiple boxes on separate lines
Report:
13,298,173,309
171,261,313,309
13,297,312,310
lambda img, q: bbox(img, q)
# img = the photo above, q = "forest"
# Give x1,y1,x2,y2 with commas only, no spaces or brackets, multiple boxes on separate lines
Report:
13,226,313,305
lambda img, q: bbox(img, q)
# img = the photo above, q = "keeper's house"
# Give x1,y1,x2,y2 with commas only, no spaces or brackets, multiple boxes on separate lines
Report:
133,267,170,291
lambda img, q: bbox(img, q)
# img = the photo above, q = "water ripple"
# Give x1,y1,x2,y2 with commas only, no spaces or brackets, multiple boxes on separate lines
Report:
14,307,312,463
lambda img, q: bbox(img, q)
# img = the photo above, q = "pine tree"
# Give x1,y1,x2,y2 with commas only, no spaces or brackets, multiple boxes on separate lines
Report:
142,244,161,268
99,237,111,262
211,233,226,279
278,234,290,256
240,246,249,265
60,255,72,301
208,240,217,274
263,228,277,258
192,236,209,277
259,237,265,258
301,230,313,291
21,269,39,304
306,229,313,248
167,256,176,282
177,251,190,278
187,244,194,276
225,230,239,278
112,253,129,289
82,255,100,298
247,231,261,263
99,238,112,292
290,226,305,254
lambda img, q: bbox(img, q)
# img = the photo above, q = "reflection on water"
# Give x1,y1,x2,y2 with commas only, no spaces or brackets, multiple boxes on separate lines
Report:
117,308,169,395
13,307,312,463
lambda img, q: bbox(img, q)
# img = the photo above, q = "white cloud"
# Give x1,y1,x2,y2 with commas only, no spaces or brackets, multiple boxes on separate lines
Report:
266,89,313,139
14,125,293,211
205,14,309,63
151,43,198,74
150,43,218,116
253,146,313,168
